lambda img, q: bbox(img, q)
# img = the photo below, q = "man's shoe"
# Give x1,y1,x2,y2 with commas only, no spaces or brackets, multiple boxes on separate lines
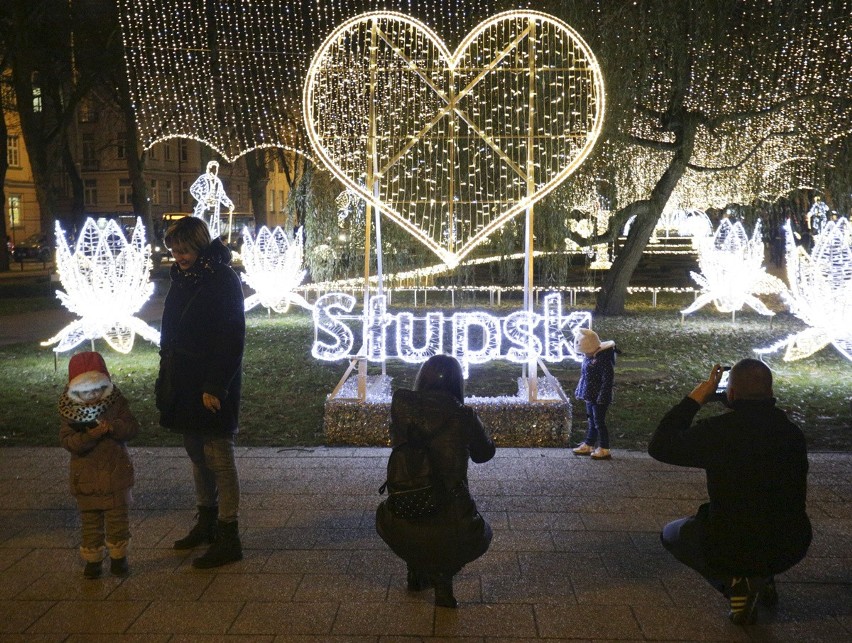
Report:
728,576,766,625
590,447,612,460
110,557,130,577
83,560,102,579
572,443,594,456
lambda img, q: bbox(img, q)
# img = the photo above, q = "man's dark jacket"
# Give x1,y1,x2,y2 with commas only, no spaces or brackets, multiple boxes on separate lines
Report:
649,397,811,577
156,239,246,434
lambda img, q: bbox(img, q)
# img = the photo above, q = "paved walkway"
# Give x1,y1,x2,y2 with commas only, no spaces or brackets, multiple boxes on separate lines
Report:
0,446,849,641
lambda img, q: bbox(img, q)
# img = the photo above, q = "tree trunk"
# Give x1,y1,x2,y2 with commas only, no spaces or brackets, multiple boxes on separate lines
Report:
595,120,698,315
62,143,85,231
245,149,269,228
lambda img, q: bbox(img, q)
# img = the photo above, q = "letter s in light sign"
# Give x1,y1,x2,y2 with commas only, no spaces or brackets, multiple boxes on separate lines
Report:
312,292,355,360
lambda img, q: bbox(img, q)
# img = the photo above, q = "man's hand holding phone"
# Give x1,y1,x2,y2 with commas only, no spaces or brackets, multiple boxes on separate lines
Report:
688,364,727,405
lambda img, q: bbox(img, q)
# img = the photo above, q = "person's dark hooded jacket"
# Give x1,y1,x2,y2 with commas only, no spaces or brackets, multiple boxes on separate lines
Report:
376,388,495,575
649,396,811,577
156,238,245,434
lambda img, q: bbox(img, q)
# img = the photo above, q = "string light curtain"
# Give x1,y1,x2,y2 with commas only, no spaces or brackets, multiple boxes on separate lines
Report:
554,0,852,218
119,0,525,162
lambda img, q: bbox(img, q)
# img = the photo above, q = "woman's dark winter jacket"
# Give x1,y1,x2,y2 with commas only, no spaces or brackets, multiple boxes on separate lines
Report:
649,396,812,577
156,238,246,434
575,346,616,404
376,388,496,575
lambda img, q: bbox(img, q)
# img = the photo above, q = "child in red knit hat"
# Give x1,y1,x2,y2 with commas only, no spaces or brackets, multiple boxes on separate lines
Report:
59,351,139,579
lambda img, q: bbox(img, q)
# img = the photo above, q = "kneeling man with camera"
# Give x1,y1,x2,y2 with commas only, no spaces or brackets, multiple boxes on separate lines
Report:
648,359,811,625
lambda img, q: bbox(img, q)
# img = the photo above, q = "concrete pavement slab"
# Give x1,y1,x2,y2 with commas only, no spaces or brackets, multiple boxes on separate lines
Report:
0,446,848,641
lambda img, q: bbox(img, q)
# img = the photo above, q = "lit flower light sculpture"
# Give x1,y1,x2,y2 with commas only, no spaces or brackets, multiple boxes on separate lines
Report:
241,226,311,313
42,218,160,353
756,218,852,361
681,218,786,317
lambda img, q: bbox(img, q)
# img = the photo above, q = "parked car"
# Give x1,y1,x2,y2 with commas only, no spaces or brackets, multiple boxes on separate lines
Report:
12,234,52,262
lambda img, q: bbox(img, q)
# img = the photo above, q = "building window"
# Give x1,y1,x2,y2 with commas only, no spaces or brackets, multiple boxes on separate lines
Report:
31,72,42,113
181,179,190,205
8,195,22,227
164,142,172,161
150,179,159,205
118,178,132,205
279,190,285,212
7,136,20,167
179,139,188,162
84,179,98,206
164,180,174,205
79,100,97,123
116,135,126,160
81,135,98,171
148,145,157,161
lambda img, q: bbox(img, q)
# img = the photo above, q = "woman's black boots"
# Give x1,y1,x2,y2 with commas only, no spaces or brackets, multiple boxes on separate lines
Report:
431,572,458,608
174,506,218,550
192,520,243,569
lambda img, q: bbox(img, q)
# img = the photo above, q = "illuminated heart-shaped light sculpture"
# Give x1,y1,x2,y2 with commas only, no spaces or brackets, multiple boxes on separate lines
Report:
304,11,605,267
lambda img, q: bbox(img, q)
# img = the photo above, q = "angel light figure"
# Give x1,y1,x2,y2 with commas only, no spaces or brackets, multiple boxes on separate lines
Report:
755,217,852,361
42,218,161,353
241,226,311,313
681,218,786,318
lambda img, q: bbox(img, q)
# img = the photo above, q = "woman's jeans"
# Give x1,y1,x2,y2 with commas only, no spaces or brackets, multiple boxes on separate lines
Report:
584,401,610,449
183,433,240,523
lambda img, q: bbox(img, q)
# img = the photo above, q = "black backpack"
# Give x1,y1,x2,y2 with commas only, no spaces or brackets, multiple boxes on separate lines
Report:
379,435,447,520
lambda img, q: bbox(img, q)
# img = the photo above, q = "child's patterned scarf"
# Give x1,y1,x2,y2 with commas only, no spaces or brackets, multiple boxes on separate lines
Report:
59,388,119,425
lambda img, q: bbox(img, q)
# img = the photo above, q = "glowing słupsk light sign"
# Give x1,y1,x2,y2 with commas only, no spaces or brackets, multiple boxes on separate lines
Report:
313,292,591,377
304,10,605,267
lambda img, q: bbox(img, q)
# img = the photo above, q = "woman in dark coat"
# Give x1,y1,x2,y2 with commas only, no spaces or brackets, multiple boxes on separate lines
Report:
156,216,246,569
376,355,496,608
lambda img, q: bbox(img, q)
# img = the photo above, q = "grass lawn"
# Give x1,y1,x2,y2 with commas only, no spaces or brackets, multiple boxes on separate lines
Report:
0,289,849,451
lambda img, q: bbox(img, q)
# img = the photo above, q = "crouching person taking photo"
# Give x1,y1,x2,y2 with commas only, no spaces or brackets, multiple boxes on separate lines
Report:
376,355,495,608
648,359,811,625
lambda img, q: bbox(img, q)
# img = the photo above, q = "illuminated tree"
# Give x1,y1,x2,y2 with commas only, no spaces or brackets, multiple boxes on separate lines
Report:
546,0,852,314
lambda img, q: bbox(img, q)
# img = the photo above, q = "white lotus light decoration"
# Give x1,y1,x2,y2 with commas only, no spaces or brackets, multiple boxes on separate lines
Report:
241,226,312,313
756,218,852,361
42,218,160,353
681,219,785,317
